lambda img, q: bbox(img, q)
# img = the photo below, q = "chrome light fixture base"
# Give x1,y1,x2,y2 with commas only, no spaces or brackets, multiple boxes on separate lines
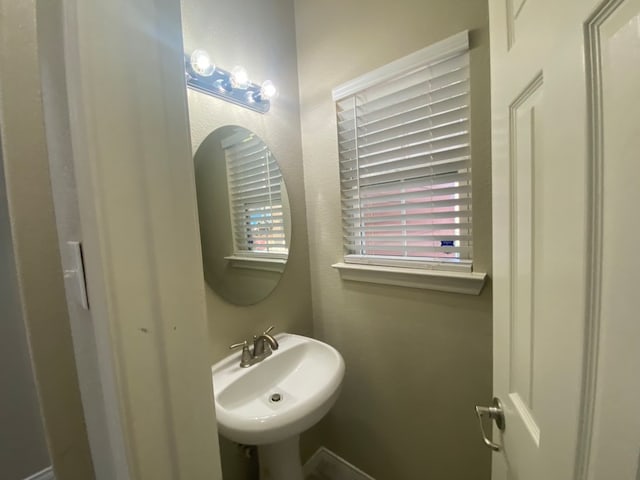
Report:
185,55,271,114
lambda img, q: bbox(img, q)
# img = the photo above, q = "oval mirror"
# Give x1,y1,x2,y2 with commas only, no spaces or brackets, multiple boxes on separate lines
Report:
194,126,291,305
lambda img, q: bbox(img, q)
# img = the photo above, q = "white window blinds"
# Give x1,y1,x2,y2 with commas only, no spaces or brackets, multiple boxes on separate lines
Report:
222,130,288,257
333,31,472,270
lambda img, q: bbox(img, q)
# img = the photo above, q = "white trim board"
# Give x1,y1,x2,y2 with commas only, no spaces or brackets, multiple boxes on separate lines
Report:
332,30,469,100
304,447,375,480
332,262,487,295
24,466,54,480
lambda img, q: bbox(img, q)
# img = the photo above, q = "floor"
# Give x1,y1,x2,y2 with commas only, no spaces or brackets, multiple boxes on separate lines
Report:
306,474,329,480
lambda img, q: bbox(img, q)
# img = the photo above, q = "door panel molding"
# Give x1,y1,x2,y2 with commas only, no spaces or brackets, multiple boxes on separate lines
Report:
506,73,543,451
575,1,625,478
506,0,532,49
509,392,540,446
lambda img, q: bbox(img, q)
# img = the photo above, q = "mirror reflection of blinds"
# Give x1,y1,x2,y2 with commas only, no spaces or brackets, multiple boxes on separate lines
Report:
336,49,472,264
224,133,288,255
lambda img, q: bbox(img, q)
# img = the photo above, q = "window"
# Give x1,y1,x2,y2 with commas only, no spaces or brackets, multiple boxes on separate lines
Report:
222,129,288,265
332,31,485,294
334,31,472,273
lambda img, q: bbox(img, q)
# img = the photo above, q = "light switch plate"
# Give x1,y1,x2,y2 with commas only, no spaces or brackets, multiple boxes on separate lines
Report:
65,240,89,310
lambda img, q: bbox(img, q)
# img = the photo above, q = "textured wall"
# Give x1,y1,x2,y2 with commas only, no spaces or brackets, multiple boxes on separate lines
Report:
294,0,493,478
36,0,126,477
62,0,226,476
181,0,313,476
181,0,313,361
0,1,94,478
0,133,51,480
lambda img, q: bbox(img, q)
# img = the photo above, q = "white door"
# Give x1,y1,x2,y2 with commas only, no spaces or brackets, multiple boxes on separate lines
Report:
486,0,640,479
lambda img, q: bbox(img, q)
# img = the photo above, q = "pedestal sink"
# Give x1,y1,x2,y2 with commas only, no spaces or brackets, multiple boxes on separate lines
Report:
211,333,345,480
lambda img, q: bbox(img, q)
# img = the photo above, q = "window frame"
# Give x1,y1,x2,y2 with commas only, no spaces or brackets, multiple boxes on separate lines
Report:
331,30,486,294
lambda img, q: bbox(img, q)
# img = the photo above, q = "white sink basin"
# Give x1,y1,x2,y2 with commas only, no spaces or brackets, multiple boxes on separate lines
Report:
211,333,345,446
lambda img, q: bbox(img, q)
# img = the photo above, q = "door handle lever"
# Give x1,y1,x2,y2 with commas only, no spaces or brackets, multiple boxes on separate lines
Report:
474,397,505,451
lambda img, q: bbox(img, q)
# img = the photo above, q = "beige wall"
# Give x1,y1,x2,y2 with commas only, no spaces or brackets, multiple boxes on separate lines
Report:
181,0,313,476
295,0,493,478
181,0,313,368
37,0,125,477
0,1,94,478
62,0,227,476
0,146,50,480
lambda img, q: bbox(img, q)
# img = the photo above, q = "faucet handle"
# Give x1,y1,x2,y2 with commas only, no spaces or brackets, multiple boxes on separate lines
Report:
253,327,274,342
229,340,248,350
229,340,252,368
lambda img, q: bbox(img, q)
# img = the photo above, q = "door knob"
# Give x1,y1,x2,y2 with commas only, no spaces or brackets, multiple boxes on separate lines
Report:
474,397,505,451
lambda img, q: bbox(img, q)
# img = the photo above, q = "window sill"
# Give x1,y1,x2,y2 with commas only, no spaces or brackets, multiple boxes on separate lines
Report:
225,255,287,273
331,262,487,295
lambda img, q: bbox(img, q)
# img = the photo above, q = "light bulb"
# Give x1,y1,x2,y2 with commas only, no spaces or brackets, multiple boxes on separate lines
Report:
190,49,215,77
260,80,278,100
230,65,249,89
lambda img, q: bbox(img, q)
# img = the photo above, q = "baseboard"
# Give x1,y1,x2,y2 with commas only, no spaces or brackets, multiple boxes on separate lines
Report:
304,447,375,480
24,466,54,480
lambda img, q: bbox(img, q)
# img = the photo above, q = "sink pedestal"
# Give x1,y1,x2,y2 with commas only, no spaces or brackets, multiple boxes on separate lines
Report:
258,435,303,480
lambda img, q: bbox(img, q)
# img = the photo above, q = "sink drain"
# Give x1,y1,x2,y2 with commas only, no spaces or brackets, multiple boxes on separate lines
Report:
270,393,282,403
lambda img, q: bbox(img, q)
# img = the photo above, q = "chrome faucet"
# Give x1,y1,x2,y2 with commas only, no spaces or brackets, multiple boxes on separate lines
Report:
229,326,279,368
253,326,279,357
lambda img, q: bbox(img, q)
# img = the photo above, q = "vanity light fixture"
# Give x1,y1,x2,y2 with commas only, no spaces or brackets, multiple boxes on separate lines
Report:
185,49,277,114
